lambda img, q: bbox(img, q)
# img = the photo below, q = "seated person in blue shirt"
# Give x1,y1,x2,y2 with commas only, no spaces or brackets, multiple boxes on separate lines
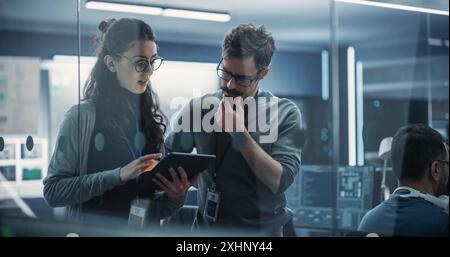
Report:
358,124,449,236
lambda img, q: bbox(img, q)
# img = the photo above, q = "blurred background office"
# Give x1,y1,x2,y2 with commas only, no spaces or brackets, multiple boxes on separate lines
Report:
0,0,448,236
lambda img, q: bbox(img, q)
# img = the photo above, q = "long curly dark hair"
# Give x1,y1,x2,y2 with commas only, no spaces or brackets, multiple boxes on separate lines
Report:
83,18,166,149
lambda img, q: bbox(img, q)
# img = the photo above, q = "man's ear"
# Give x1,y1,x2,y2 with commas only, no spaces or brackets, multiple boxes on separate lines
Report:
430,161,441,182
104,55,117,72
258,67,270,81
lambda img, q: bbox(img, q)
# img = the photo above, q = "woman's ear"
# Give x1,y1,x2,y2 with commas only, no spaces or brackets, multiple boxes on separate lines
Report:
103,55,117,72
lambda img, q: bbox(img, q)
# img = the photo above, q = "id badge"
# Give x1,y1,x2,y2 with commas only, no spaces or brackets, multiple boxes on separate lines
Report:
128,198,150,228
204,188,220,222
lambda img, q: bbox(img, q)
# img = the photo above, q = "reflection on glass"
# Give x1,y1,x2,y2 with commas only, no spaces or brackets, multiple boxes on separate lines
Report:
0,0,446,238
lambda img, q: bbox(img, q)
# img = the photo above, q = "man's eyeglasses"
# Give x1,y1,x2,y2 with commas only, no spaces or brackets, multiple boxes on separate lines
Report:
430,159,450,168
435,160,450,166
119,55,164,73
216,58,263,87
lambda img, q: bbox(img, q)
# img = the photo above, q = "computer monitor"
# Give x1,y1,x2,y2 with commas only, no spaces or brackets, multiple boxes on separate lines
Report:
286,165,381,231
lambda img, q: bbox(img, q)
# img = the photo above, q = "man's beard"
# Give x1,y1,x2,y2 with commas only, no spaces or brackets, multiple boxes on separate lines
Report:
220,86,243,97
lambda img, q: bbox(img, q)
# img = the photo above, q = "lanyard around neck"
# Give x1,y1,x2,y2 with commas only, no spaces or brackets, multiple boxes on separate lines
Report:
123,113,142,160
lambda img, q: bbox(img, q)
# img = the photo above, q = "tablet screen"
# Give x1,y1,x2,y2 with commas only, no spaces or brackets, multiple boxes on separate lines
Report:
138,152,216,191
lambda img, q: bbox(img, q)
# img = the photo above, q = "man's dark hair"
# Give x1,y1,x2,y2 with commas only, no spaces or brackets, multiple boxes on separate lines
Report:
222,24,276,70
391,124,447,181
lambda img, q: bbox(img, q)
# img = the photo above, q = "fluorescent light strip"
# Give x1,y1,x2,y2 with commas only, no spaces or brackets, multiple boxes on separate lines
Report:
347,47,356,166
163,8,230,22
85,1,230,22
53,55,96,64
356,61,364,166
321,50,330,101
85,1,163,15
336,0,449,16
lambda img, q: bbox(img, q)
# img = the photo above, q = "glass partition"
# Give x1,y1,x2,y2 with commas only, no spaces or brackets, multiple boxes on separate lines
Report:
0,0,447,237
79,0,334,236
334,0,448,237
0,0,81,235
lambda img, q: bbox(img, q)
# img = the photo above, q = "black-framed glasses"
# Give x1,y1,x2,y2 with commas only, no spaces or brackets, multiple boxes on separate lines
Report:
435,160,450,166
430,159,450,169
216,58,263,87
119,55,164,73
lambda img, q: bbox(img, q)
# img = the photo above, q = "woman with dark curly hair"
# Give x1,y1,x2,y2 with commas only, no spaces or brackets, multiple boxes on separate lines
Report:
44,18,195,226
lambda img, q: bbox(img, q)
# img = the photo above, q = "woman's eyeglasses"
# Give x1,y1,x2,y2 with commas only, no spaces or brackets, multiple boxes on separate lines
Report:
119,55,164,73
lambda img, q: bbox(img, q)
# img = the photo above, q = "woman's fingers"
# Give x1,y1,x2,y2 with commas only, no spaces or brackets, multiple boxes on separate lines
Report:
119,153,162,182
152,167,194,198
177,167,190,187
138,163,156,173
143,159,159,171
169,167,181,188
155,173,176,192
135,153,161,173
139,153,162,163
152,178,169,192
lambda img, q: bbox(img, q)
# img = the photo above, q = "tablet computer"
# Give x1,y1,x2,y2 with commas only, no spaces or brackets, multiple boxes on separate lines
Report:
138,152,216,189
